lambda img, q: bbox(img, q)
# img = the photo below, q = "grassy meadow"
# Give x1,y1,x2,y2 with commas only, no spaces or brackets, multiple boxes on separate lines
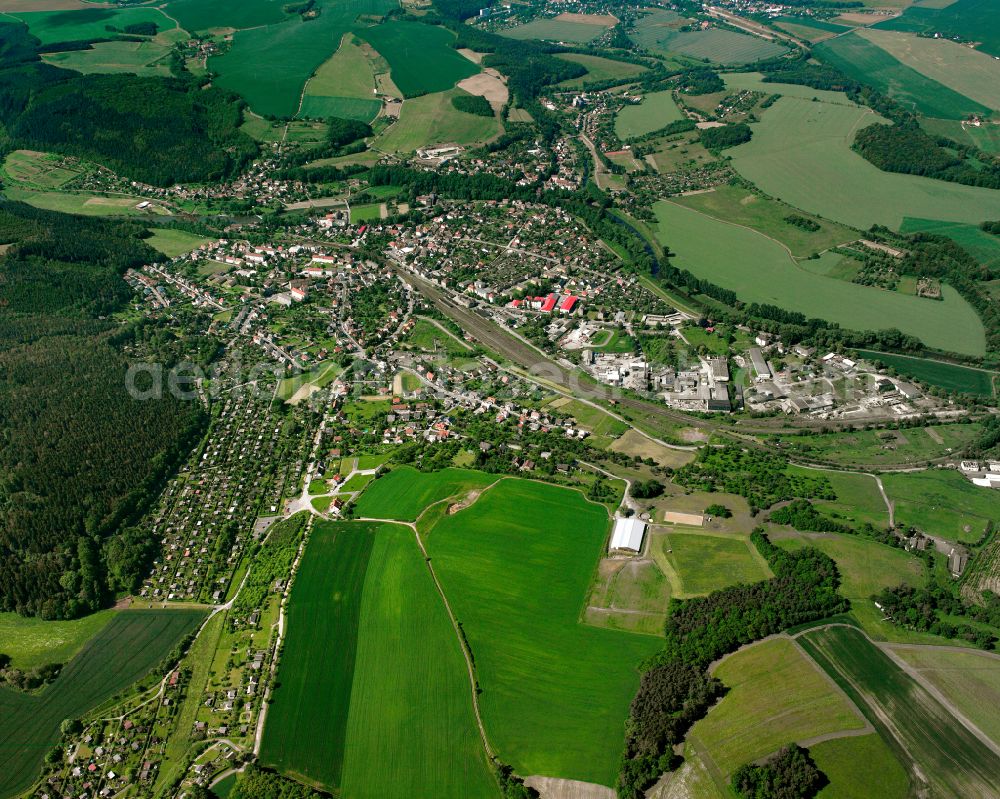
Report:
614,90,684,139
630,12,787,63
298,33,383,122
556,53,646,86
882,469,998,543
809,734,911,799
426,479,661,786
899,217,1000,272
358,21,478,98
652,531,772,598
2,149,83,189
652,200,986,355
0,609,116,669
3,187,149,216
376,88,500,153
145,228,211,257
855,349,996,397
689,637,867,775
873,0,1000,59
500,14,614,44
815,32,991,119
800,625,1000,798
354,466,497,521
0,610,204,799
164,0,289,32
41,39,173,77
8,6,176,44
728,95,1000,230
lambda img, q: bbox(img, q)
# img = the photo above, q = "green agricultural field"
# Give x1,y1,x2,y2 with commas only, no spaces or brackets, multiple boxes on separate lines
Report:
873,0,1000,59
262,521,497,797
0,610,204,799
500,15,614,44
555,53,647,87
855,349,996,397
653,531,772,598
723,72,858,105
921,116,1000,154
815,32,989,120
299,95,382,122
774,533,925,640
8,6,176,45
3,187,149,216
882,469,998,542
889,647,1000,746
615,90,684,139
354,465,497,521
785,466,889,528
856,28,1000,112
376,89,499,153
800,625,1000,797
809,734,911,799
773,15,850,42
298,33,383,123
426,479,661,786
358,21,478,98
689,637,867,776
164,0,289,32
728,95,1000,230
209,0,397,118
1,149,83,189
42,39,173,76
0,608,116,669
145,228,211,257
899,217,1000,272
631,24,788,64
652,201,986,355
673,184,857,258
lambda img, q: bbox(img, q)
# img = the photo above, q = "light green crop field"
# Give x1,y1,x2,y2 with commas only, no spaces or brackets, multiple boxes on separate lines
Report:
856,28,1000,112
631,23,788,64
262,521,496,797
500,15,613,44
376,88,500,153
350,203,382,222
615,90,684,139
1,149,82,189
723,72,858,105
41,39,172,76
889,647,1000,747
872,0,1000,59
882,469,998,543
773,15,849,42
0,609,204,799
358,21,478,98
0,608,117,669
855,348,996,397
815,32,990,120
3,187,149,216
774,533,925,641
690,637,867,775
800,625,1000,798
8,6,176,44
298,33,384,122
921,116,1000,154
209,0,396,118
426,479,660,786
354,465,497,521
899,217,1000,273
145,228,211,257
556,53,647,87
652,200,986,355
653,531,772,598
809,734,911,799
728,95,1000,230
673,184,857,258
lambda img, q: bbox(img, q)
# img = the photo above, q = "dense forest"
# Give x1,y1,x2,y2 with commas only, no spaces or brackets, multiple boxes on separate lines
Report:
0,20,256,186
0,201,207,618
618,532,847,798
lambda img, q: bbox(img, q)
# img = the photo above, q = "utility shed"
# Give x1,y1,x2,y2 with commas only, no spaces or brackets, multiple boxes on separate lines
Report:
610,517,646,553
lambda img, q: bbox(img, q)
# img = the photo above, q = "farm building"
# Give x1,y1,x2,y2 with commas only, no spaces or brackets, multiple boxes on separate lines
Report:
609,517,646,553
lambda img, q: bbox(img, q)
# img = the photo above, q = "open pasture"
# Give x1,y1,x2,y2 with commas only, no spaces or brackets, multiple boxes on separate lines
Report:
8,6,176,44
354,465,496,521
426,479,660,786
652,530,771,598
376,88,500,153
673,184,857,258
145,228,211,258
728,95,1000,230
800,625,1000,798
631,23,787,64
0,610,204,799
585,558,670,636
816,32,989,120
857,28,1000,112
785,466,888,528
874,0,1000,58
690,637,867,776
614,90,683,139
889,646,1000,747
298,33,384,122
1,149,82,189
652,200,986,355
358,21,478,98
809,734,911,799
0,608,116,669
501,12,614,43
555,53,646,87
882,469,997,543
855,349,996,397
723,71,858,105
42,39,172,76
209,0,396,118
899,216,1000,272
3,187,149,216
773,15,850,42
922,116,1000,154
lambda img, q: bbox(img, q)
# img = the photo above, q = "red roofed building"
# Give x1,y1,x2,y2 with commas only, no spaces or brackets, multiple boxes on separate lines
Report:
540,293,558,313
559,295,579,313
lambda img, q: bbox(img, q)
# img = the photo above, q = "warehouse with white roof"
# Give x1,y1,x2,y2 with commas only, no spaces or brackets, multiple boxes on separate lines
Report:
609,517,646,553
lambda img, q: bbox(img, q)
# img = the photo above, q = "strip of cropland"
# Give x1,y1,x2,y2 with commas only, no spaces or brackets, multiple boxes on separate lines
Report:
854,350,996,397
0,609,204,799
354,466,497,521
425,479,661,786
798,625,1000,798
261,520,497,798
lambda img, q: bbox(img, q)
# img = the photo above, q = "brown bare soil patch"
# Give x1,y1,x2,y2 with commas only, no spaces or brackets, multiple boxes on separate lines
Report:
457,71,509,106
554,11,619,26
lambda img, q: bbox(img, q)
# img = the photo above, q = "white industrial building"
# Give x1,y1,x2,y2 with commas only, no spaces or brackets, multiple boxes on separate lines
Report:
609,517,646,553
